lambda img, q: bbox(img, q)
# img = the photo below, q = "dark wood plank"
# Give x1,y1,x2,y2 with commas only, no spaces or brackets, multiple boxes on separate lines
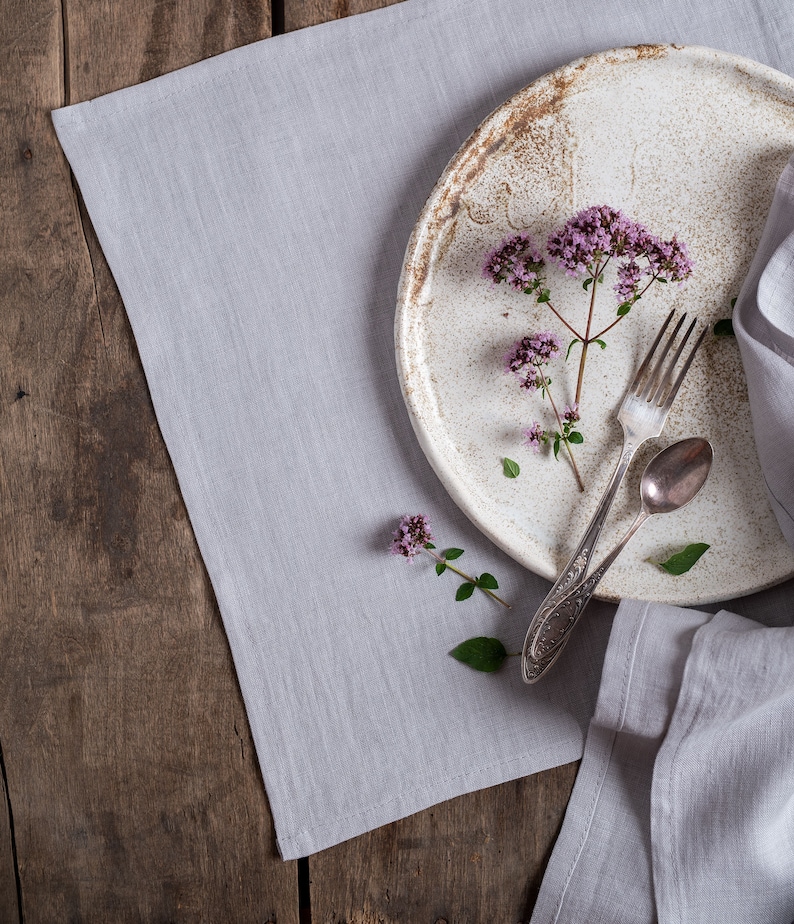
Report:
284,0,402,33
0,0,298,919
309,765,578,923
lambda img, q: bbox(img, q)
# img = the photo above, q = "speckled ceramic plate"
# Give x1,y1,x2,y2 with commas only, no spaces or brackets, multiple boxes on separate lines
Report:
396,44,794,605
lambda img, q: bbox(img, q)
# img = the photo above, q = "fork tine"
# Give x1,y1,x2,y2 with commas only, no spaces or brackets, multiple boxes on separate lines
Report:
651,316,697,404
658,321,707,411
628,309,674,393
638,312,686,401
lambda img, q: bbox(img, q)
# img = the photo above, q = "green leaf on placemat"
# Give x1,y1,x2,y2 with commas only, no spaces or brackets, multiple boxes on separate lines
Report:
713,318,735,336
653,542,711,575
476,573,499,590
444,548,464,560
450,637,508,672
455,582,476,601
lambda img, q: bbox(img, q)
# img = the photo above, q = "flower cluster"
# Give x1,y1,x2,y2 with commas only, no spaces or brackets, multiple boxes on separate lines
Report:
503,330,562,392
522,403,581,457
482,233,546,293
391,514,434,561
546,205,694,306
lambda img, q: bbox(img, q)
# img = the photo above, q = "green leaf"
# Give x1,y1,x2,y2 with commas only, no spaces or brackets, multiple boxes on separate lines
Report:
567,431,584,445
449,637,508,672
455,582,476,601
537,289,550,303
713,318,735,337
617,302,632,317
657,276,668,283
476,572,499,590
425,542,436,549
730,297,737,308
565,338,581,360
503,457,520,479
597,273,604,284
553,434,561,459
444,548,464,560
582,277,593,291
595,339,607,350
436,562,447,575
653,543,711,575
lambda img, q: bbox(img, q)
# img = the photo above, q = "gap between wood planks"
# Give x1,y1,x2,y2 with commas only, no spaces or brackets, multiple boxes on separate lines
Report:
0,737,23,924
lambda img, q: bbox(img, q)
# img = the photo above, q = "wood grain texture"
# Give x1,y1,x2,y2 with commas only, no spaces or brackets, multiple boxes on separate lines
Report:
308,765,578,924
284,0,402,32
0,0,297,919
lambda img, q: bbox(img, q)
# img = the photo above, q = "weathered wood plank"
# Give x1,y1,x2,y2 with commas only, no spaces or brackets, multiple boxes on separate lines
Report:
284,0,402,33
0,0,298,919
308,764,578,923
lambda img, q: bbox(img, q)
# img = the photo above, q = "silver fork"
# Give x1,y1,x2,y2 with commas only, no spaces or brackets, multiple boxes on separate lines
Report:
521,310,706,684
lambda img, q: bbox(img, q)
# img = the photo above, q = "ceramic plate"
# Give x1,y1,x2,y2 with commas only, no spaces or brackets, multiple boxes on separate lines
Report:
395,44,794,604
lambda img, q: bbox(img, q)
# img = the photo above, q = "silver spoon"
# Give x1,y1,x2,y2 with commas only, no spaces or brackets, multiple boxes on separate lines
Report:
523,437,713,682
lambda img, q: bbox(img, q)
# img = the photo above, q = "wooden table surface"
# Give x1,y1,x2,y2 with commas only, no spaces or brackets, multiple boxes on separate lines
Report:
0,0,578,920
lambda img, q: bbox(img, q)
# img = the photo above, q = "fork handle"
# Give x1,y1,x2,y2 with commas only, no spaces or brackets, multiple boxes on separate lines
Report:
521,436,639,682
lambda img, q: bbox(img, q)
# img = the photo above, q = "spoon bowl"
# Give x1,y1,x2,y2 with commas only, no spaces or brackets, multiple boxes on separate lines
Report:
640,437,714,515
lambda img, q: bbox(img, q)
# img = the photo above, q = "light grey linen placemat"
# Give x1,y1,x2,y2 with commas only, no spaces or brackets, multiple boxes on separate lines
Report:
52,0,794,861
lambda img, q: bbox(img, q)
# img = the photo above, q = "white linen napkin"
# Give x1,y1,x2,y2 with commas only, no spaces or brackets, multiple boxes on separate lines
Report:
531,600,794,924
51,0,794,868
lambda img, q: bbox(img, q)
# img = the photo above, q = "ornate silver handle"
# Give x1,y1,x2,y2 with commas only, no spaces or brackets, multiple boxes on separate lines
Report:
521,440,637,683
526,508,650,671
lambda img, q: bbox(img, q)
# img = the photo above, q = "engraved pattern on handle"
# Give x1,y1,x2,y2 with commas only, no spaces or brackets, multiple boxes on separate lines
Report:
521,443,636,673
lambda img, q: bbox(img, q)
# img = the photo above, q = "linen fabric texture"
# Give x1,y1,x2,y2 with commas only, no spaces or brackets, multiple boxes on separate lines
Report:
52,0,794,904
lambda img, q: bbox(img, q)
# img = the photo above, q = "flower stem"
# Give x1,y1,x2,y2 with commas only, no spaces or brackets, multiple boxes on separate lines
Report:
536,364,585,492
591,273,661,340
575,260,603,407
424,549,511,608
543,299,584,341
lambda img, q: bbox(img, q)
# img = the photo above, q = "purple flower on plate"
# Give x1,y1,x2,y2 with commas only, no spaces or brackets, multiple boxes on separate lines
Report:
483,233,546,294
522,422,547,453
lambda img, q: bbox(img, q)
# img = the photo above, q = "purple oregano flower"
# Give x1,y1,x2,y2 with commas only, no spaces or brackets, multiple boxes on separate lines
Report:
482,233,546,294
391,514,434,561
503,330,562,392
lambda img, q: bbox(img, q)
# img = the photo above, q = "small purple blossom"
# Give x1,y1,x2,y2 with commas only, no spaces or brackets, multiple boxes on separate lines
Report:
504,331,562,392
562,403,580,425
645,234,694,283
615,260,643,302
547,205,648,276
483,233,546,293
522,422,546,453
391,514,434,561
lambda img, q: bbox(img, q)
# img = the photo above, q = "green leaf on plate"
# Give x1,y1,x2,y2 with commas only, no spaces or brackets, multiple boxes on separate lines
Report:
567,431,584,445
594,339,607,350
617,302,632,317
425,542,436,549
537,289,551,304
553,434,561,458
582,277,593,291
449,637,508,672
455,582,476,601
653,543,711,575
713,318,735,337
565,338,581,360
503,457,520,478
476,573,499,590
